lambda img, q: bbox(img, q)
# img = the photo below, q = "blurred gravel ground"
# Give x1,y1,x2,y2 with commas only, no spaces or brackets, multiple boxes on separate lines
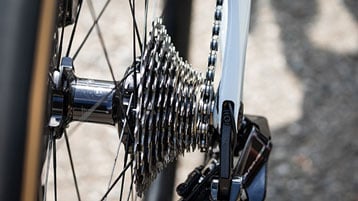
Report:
246,1,358,200
47,0,358,200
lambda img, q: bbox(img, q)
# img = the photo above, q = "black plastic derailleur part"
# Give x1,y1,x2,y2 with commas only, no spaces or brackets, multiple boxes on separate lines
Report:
211,115,272,201
177,160,219,201
218,101,238,200
234,115,272,201
177,165,204,197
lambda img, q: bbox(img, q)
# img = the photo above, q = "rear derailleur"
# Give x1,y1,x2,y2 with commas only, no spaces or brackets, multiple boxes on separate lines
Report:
177,115,272,201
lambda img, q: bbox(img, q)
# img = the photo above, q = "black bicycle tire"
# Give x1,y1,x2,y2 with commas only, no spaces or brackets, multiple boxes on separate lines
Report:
0,0,56,200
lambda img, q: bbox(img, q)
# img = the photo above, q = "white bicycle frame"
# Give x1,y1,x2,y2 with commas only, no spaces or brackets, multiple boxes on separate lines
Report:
215,0,251,130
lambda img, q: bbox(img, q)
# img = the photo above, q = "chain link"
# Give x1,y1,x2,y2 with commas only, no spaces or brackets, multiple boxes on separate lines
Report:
197,0,223,151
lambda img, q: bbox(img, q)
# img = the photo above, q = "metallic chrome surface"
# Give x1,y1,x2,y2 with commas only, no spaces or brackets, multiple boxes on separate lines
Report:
229,176,243,201
132,19,207,195
211,176,244,201
211,178,219,200
71,78,115,125
50,57,116,135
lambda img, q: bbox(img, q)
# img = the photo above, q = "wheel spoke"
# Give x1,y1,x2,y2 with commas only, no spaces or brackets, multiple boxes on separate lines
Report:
119,139,131,201
107,94,133,188
128,0,143,54
104,142,120,201
64,130,82,201
126,166,135,201
87,0,117,85
129,0,139,116
66,0,83,57
43,135,53,201
100,159,134,201
52,134,58,201
73,0,111,60
57,0,69,69
143,0,149,51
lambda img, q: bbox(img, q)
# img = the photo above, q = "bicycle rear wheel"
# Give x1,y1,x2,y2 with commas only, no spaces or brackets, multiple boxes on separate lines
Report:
1,0,199,200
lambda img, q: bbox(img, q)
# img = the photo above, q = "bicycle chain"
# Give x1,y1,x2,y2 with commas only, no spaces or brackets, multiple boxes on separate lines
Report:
133,0,223,195
197,0,223,152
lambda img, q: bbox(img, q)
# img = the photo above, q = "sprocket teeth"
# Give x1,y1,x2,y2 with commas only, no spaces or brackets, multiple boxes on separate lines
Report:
130,18,211,196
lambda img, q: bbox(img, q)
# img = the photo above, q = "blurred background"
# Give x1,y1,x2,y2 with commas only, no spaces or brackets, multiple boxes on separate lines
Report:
47,0,358,200
245,0,357,200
